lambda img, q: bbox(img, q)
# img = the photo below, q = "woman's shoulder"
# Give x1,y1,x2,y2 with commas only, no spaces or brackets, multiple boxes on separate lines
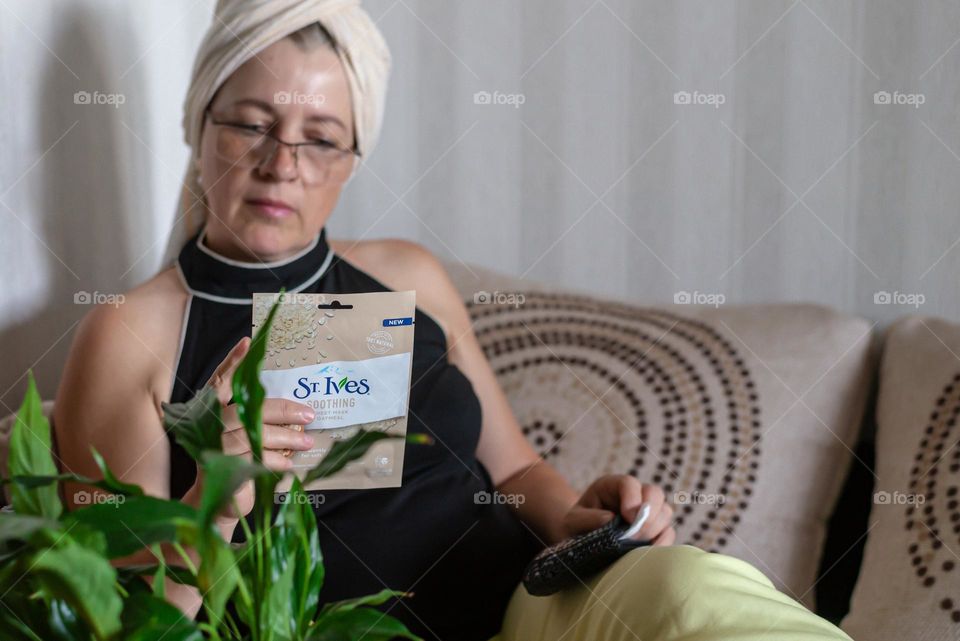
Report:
329,237,445,287
63,266,189,403
79,267,187,339
328,237,471,344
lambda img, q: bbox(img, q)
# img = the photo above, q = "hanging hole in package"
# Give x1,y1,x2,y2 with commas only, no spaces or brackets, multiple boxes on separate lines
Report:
253,290,416,492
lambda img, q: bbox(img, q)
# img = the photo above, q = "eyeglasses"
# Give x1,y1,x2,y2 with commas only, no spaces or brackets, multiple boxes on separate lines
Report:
204,108,360,185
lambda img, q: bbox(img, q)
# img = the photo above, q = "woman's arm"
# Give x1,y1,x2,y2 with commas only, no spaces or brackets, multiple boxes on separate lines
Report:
434,291,580,545
440,295,582,545
54,295,222,619
374,242,578,544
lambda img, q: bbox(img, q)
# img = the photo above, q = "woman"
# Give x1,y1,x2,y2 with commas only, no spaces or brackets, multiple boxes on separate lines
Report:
54,2,853,640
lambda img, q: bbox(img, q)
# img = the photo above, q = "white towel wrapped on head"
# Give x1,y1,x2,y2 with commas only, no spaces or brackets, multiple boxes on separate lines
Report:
162,0,391,268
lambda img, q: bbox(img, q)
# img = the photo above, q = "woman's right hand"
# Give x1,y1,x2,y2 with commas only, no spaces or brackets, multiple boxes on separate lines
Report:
188,336,317,523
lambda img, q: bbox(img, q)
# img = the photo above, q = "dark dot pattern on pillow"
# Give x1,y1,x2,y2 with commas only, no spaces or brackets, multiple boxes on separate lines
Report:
906,371,960,625
466,292,762,553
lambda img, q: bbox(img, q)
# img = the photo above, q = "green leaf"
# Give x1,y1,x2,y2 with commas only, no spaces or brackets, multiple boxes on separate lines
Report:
272,476,325,636
116,564,198,588
120,589,204,641
232,542,258,630
63,520,108,558
261,558,296,641
338,376,348,389
302,432,432,485
232,296,282,464
308,607,422,641
161,385,225,462
63,495,198,558
196,450,271,532
30,535,123,639
295,482,325,633
2,470,144,497
319,588,409,615
303,430,400,484
0,513,59,545
196,534,239,628
7,372,61,519
149,543,166,599
89,447,145,497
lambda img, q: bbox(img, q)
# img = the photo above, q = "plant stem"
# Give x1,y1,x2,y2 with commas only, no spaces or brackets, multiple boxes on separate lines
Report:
234,500,254,543
223,608,244,640
171,541,199,575
232,502,257,613
201,604,224,641
234,561,254,612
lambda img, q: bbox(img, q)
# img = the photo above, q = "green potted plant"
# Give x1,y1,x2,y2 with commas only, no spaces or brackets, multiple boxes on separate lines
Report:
0,295,429,640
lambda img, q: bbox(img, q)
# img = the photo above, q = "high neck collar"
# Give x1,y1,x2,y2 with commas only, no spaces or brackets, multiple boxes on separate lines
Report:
176,225,335,304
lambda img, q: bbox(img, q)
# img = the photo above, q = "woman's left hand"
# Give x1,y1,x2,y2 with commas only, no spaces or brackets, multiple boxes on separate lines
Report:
559,474,676,545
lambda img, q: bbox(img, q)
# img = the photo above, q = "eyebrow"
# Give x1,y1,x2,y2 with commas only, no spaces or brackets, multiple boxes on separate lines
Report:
229,98,348,130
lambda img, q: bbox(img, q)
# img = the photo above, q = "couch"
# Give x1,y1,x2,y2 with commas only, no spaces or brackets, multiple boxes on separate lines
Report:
2,261,958,640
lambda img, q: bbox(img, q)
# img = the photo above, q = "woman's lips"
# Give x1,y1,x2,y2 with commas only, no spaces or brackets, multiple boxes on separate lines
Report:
245,198,295,218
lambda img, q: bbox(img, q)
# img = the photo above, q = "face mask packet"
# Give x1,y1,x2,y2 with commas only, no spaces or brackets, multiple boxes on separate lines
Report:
252,290,416,491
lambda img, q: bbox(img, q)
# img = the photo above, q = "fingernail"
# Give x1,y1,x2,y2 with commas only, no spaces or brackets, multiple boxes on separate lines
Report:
300,410,315,422
302,435,315,447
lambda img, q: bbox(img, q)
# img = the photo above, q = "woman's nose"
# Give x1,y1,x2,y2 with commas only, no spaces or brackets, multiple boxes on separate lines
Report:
257,141,299,181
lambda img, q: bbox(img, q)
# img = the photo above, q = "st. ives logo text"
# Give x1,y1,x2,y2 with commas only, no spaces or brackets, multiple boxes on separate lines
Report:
294,375,370,399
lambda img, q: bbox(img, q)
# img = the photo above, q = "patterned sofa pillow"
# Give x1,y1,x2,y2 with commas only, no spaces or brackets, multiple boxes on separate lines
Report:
842,317,960,641
443,261,875,610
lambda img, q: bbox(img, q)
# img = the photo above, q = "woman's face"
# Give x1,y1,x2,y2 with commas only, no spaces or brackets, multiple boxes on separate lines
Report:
197,36,355,262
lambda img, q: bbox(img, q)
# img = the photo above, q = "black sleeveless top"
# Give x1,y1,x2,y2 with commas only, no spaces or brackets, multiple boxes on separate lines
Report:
168,225,540,641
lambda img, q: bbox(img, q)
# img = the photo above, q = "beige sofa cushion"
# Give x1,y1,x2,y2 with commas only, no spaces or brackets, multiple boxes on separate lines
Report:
442,261,875,610
843,317,960,640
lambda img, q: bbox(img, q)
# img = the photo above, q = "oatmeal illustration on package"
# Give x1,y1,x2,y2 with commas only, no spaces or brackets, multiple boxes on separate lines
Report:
252,290,416,491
